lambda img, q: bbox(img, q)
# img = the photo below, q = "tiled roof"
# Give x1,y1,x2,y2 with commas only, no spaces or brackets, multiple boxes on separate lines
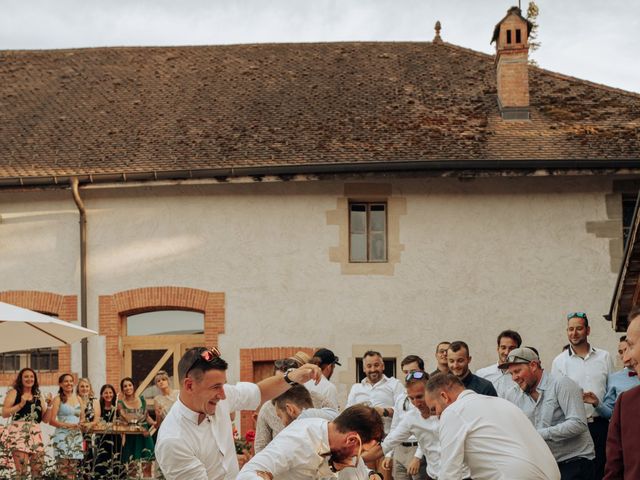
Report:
0,42,639,180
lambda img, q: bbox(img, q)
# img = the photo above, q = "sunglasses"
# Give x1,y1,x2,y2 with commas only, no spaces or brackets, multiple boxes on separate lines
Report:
186,347,221,377
405,371,427,382
508,355,535,364
567,312,587,320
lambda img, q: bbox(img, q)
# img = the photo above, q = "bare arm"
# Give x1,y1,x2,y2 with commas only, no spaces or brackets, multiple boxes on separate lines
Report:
1,389,21,418
256,364,321,405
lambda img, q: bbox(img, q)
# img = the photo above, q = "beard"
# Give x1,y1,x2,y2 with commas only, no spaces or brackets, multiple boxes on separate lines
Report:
330,445,355,464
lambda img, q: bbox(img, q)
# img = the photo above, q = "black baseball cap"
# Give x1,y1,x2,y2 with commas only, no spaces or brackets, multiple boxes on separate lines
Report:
314,348,341,366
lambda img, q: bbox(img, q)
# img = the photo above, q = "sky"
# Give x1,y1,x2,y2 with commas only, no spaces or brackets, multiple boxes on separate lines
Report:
1,0,639,93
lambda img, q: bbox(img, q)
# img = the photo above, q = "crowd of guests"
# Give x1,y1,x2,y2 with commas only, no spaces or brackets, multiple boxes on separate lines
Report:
0,368,179,478
2,309,639,479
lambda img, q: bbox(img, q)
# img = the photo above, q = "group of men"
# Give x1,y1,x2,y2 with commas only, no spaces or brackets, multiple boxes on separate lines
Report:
153,309,640,480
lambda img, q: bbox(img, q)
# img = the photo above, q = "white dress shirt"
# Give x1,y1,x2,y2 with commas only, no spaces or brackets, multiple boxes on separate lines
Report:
475,363,518,398
439,390,560,480
347,375,404,433
238,417,369,480
305,376,340,411
551,345,614,419
381,409,451,479
155,382,261,480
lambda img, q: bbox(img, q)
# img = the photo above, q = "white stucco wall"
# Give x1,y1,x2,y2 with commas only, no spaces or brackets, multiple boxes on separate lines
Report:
0,175,624,404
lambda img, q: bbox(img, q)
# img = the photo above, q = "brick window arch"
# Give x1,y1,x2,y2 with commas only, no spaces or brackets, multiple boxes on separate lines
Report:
99,287,225,388
0,290,76,386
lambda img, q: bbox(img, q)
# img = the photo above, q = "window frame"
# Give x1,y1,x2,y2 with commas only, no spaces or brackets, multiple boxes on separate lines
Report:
348,201,388,263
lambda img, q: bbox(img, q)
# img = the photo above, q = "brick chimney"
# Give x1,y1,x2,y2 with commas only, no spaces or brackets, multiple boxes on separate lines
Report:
491,7,533,120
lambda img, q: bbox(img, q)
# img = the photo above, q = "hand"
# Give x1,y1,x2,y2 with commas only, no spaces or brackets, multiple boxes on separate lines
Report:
381,457,392,470
407,457,421,475
369,473,383,480
583,391,600,406
287,363,322,385
237,452,251,469
45,393,53,406
256,471,273,480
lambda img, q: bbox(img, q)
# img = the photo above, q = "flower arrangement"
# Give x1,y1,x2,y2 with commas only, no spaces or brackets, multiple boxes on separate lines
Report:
233,426,256,455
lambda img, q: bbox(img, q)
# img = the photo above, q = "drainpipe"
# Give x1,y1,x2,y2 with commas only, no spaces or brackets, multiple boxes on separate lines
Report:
71,178,89,378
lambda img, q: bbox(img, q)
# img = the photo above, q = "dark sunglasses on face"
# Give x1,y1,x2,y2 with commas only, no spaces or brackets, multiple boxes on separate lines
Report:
405,371,427,382
186,347,221,377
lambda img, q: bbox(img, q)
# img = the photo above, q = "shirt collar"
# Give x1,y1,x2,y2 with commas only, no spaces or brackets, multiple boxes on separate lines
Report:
567,344,596,357
174,396,207,425
458,389,475,400
362,375,388,387
536,370,551,392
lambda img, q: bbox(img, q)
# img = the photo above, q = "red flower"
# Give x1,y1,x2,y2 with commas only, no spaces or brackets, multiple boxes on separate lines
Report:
245,429,256,443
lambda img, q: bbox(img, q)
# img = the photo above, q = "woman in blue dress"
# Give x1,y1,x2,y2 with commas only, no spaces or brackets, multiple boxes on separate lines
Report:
49,373,84,479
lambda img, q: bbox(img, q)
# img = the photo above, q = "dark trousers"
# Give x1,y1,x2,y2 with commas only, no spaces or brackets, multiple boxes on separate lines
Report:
558,457,595,480
589,417,609,480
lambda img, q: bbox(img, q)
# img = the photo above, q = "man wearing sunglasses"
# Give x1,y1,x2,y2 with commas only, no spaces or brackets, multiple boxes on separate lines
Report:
362,371,470,480
155,347,322,480
551,312,614,480
238,404,384,480
502,347,595,479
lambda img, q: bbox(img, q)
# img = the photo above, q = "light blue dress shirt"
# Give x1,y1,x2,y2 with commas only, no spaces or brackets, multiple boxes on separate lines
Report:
594,367,640,419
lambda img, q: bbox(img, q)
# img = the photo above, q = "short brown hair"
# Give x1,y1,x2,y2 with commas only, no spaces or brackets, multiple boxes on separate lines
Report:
333,405,384,444
178,347,228,383
497,330,522,348
272,384,314,410
435,341,450,353
448,341,470,356
425,372,464,394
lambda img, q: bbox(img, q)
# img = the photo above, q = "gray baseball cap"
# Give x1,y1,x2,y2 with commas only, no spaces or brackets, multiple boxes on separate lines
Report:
498,347,540,369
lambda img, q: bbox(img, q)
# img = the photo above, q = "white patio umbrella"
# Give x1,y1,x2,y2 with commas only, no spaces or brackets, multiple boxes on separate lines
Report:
0,301,97,353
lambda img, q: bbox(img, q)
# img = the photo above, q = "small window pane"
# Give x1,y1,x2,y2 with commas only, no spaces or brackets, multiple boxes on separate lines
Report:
127,310,204,336
350,205,367,234
350,233,367,262
370,207,386,232
369,232,387,262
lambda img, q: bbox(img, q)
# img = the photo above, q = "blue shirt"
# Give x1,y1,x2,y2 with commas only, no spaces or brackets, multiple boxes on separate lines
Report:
595,367,640,419
503,371,594,463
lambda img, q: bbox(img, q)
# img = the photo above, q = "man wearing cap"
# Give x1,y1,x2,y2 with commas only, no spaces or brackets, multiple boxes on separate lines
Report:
501,347,595,480
604,308,640,479
306,348,341,411
475,329,521,397
551,312,614,480
155,347,321,480
424,373,560,480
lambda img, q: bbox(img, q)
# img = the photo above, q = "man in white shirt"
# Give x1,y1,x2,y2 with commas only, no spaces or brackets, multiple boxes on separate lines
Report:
363,371,471,480
551,312,614,479
155,346,321,480
424,373,560,480
475,329,521,397
305,348,341,411
347,350,405,480
238,404,385,480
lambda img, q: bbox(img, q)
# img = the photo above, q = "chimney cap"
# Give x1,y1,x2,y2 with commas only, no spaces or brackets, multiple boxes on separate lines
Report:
433,21,443,43
491,6,533,44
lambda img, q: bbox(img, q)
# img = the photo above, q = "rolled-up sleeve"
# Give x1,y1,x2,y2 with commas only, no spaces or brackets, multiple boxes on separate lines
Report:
226,382,261,412
156,436,208,480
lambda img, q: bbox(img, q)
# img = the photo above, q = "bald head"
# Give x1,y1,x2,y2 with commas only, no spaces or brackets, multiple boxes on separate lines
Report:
623,315,640,368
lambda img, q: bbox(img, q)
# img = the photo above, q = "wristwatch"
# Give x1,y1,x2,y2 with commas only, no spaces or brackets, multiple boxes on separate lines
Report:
283,368,298,386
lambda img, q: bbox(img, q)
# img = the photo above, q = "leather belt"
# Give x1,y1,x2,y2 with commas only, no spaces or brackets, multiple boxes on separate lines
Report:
401,442,419,447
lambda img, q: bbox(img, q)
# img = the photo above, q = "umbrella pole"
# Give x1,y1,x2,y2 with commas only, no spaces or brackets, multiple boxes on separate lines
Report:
72,178,89,378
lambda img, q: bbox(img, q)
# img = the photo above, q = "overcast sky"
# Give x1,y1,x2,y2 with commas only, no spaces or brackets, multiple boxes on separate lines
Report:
1,0,638,93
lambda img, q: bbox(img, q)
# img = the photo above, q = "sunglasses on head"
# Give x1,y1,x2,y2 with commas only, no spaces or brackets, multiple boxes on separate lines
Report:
405,371,427,382
567,312,587,320
186,347,221,377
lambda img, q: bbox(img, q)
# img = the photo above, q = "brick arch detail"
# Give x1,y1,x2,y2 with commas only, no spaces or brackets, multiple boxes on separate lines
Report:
99,287,225,388
0,290,77,386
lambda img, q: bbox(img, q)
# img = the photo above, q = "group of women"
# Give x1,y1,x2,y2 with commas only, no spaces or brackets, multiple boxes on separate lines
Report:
1,367,178,479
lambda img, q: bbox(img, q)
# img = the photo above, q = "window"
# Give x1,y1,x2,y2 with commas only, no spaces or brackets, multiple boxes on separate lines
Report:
356,357,396,383
622,193,638,247
349,202,387,263
126,310,204,336
0,348,59,373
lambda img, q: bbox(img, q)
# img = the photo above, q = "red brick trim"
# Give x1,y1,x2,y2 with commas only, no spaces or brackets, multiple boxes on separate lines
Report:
99,287,225,388
239,347,314,435
0,290,77,386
